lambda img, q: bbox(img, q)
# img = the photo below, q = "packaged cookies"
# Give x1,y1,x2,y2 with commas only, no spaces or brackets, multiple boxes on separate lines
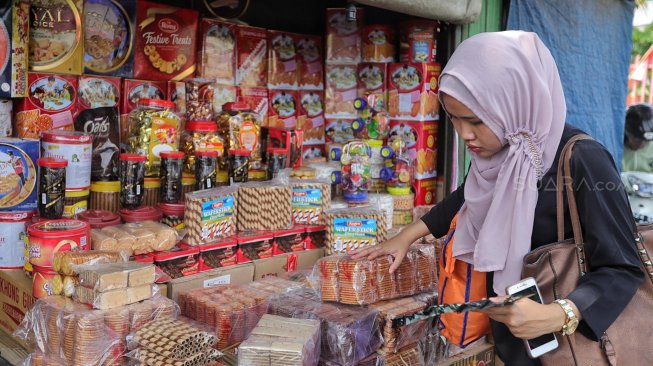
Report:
387,62,441,121
0,0,29,98
325,207,387,255
238,87,268,127
14,73,79,138
325,64,358,118
267,89,298,129
294,34,324,90
297,90,326,145
197,19,236,84
236,25,267,87
357,63,387,108
29,0,84,75
267,30,298,89
84,0,136,77
0,138,39,211
388,120,437,179
134,1,199,81
362,24,396,63
291,180,331,225
326,8,363,64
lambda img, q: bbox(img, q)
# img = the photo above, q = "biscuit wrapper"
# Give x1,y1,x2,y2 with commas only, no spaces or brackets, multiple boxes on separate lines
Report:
269,288,382,366
325,207,387,255
178,277,303,349
291,180,332,225
53,250,128,276
96,221,177,255
237,314,321,366
313,245,436,306
75,262,156,292
369,297,431,354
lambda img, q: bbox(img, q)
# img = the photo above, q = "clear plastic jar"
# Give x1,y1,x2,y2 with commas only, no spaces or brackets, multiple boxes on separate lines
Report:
217,101,262,170
180,120,225,176
119,153,146,210
37,158,67,219
157,202,185,232
380,138,415,195
331,141,371,203
90,181,120,212
126,98,181,177
229,149,250,183
195,150,218,190
352,95,390,140
159,151,184,203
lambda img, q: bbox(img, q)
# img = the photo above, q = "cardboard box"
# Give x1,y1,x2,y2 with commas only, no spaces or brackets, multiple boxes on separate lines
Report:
267,89,298,129
167,262,254,302
253,253,292,280
14,73,79,139
414,178,437,206
298,90,326,145
197,18,236,85
29,0,84,75
436,342,495,366
325,64,358,118
399,20,439,63
267,30,298,90
325,8,363,65
0,270,37,336
296,248,324,270
294,34,323,90
389,120,437,179
236,25,267,88
325,118,355,144
357,63,387,108
388,62,441,121
0,0,29,98
78,75,121,109
238,87,268,126
83,0,137,77
362,24,395,63
122,79,167,114
134,1,198,81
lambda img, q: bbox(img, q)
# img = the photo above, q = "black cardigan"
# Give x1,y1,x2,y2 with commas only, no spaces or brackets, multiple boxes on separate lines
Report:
421,124,644,366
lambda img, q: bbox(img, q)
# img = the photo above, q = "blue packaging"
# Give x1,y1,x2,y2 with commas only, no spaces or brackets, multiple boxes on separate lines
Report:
0,138,39,211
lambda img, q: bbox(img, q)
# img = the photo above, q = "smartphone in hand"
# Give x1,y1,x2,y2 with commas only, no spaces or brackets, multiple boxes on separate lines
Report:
506,277,559,358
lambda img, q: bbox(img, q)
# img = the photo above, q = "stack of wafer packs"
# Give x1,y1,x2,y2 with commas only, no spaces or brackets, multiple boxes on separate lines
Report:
316,244,437,305
238,314,321,366
128,318,221,366
91,221,178,255
269,289,382,366
52,250,127,298
325,207,388,255
237,182,293,231
177,277,303,349
16,296,179,366
291,180,332,225
185,187,238,245
74,262,156,310
369,297,431,353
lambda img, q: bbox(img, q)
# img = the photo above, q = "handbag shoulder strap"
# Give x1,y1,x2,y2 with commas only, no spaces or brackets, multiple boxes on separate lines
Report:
555,134,592,246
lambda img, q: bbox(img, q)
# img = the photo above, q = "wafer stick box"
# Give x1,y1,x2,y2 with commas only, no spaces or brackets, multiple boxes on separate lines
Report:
388,62,441,121
29,0,84,75
134,1,198,81
184,187,238,246
294,34,323,90
298,90,326,145
0,0,29,98
236,25,267,88
14,73,79,139
389,120,437,179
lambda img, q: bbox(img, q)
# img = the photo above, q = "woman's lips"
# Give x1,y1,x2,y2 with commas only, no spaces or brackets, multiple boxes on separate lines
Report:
467,145,481,153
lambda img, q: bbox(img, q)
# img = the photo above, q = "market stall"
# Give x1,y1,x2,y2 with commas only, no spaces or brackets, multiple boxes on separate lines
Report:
0,0,500,365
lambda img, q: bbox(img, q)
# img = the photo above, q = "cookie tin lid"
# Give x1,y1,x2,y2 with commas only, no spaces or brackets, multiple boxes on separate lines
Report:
77,210,121,228
27,219,90,237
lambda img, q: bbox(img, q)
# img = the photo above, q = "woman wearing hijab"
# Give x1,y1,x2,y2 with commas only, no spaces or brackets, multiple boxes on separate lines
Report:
351,31,643,365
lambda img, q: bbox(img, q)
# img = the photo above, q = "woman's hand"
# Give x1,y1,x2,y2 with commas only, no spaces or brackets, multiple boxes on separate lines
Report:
348,235,412,273
480,297,569,340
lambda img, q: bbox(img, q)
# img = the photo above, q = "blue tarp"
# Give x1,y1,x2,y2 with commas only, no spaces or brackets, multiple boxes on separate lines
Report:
508,0,635,170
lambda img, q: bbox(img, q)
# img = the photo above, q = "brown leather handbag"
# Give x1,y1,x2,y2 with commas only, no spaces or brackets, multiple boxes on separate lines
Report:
522,134,653,366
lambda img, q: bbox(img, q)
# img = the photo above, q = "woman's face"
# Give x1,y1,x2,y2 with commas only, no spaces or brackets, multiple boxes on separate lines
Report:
441,93,504,158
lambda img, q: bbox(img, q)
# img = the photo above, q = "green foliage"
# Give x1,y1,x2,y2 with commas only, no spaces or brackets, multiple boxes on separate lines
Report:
633,23,653,61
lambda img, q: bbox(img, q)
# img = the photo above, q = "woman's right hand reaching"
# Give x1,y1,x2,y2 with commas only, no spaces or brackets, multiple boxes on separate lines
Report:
349,235,412,274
